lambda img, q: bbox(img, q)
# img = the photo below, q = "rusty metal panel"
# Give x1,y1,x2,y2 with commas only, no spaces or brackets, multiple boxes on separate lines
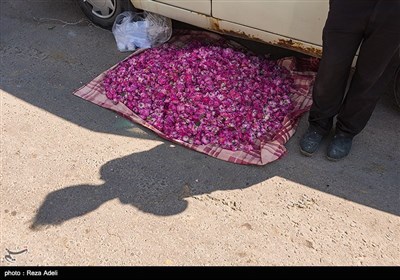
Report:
210,18,323,57
212,0,328,46
275,39,322,57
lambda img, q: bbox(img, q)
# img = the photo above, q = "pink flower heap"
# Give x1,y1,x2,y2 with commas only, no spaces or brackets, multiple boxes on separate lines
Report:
103,39,294,152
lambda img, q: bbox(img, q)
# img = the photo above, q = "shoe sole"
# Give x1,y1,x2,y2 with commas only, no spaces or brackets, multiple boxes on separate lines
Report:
326,156,341,162
300,148,314,157
326,155,343,161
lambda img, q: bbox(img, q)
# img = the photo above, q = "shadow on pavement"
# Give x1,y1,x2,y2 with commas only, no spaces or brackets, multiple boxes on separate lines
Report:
31,134,399,228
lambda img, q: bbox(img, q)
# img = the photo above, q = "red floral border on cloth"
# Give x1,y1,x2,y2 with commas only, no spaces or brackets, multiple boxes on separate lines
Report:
73,30,319,165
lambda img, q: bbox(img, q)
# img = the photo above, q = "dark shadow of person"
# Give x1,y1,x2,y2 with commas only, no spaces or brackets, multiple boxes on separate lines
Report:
31,142,270,229
31,130,400,230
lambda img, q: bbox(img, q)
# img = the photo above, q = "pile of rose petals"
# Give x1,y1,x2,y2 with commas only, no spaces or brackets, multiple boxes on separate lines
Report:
103,39,294,152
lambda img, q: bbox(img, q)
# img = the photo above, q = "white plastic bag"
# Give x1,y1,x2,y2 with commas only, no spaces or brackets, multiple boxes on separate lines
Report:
112,11,172,52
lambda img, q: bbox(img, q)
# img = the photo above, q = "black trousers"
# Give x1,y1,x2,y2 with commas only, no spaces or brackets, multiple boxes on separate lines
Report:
309,0,400,137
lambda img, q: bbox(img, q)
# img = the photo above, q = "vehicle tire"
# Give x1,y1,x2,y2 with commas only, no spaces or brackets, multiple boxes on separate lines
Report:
78,0,134,29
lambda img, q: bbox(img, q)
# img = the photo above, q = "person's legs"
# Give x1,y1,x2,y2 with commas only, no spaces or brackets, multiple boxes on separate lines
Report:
336,1,400,136
301,0,373,155
328,0,400,160
308,0,375,135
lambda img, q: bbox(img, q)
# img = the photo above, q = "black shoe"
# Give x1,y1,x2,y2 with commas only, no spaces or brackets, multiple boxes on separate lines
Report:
300,127,325,156
327,133,353,161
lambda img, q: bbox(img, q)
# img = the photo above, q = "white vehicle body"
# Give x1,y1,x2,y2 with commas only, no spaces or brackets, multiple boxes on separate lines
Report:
130,0,329,57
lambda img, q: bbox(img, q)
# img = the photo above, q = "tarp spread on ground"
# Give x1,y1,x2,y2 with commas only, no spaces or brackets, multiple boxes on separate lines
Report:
74,30,319,165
